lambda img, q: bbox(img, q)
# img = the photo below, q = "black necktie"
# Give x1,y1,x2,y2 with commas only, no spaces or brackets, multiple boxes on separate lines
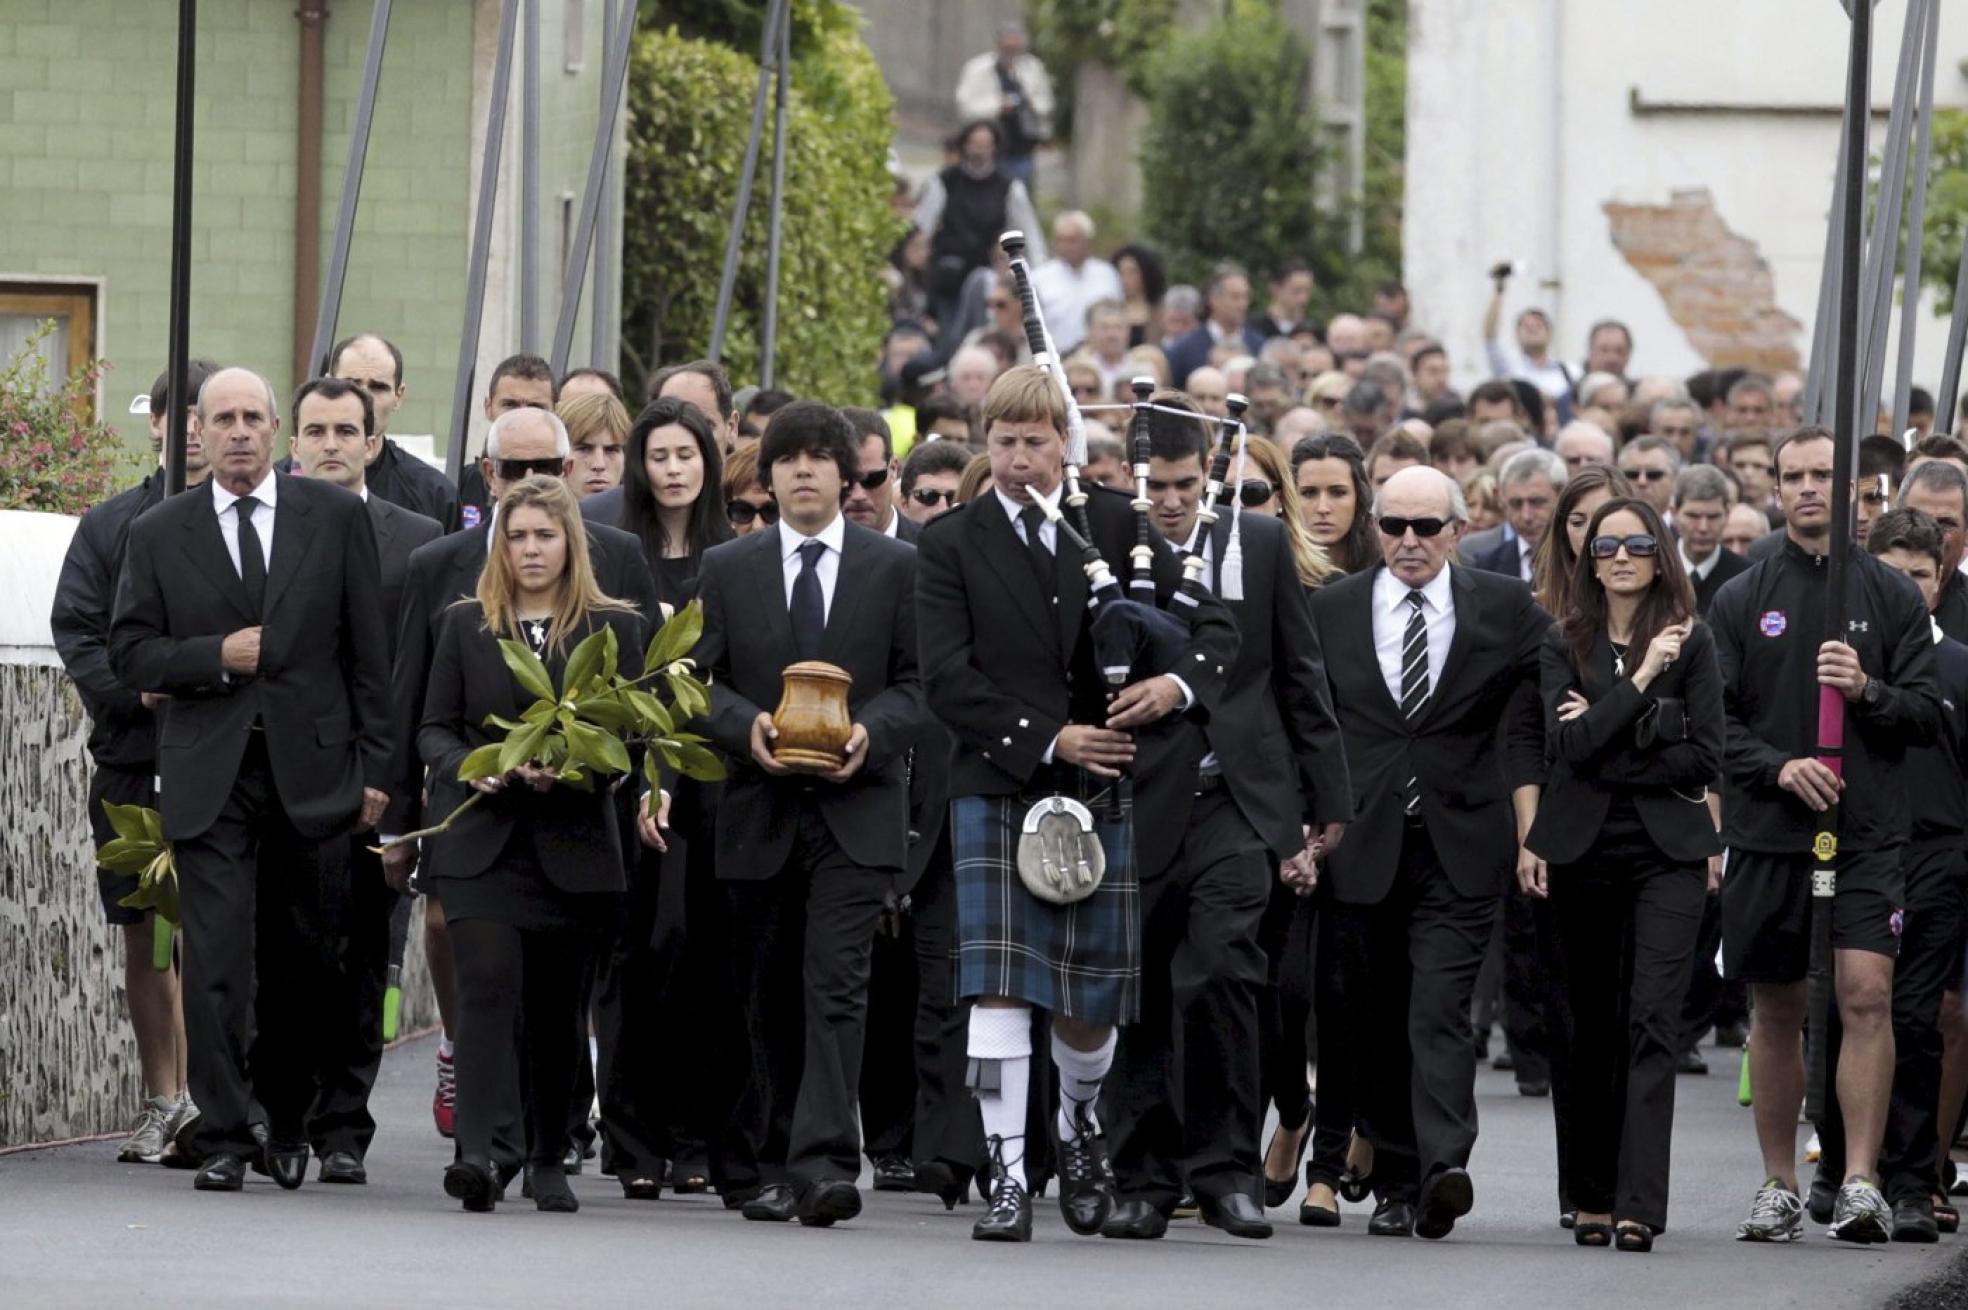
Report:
791,538,826,659
235,495,267,618
1019,505,1053,592
1400,589,1429,814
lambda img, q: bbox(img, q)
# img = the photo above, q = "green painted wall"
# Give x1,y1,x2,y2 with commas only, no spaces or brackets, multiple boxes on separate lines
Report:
0,0,477,450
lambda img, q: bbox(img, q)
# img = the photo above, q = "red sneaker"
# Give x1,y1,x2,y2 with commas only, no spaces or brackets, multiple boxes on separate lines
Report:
433,1045,456,1139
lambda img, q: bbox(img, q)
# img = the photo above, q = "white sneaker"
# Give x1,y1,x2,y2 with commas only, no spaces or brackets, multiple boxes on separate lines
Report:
1736,1178,1804,1242
116,1095,178,1164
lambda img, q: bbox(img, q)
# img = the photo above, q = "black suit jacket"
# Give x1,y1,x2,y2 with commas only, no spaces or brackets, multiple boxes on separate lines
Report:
366,438,463,533
891,512,922,544
1188,513,1350,858
916,484,1240,870
52,472,170,768
366,494,443,664
1524,624,1724,866
1165,323,1265,388
109,473,392,841
1310,564,1548,904
1467,532,1530,582
417,605,644,890
1690,547,1751,616
695,520,925,876
384,514,660,833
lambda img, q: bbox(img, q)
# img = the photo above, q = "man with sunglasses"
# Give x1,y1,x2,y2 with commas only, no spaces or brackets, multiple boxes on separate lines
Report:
1618,435,1681,519
1098,399,1348,1240
900,441,971,526
1712,426,1939,1245
1309,465,1549,1241
842,408,919,543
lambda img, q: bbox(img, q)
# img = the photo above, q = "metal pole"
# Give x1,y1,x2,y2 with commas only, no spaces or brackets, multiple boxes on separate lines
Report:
446,0,521,485
1855,0,1922,438
1803,95,1853,427
164,0,197,496
1935,224,1968,433
308,0,393,378
520,0,540,354
590,0,623,371
1809,0,1871,1127
760,4,790,388
549,0,638,375
706,0,788,363
1891,0,1940,440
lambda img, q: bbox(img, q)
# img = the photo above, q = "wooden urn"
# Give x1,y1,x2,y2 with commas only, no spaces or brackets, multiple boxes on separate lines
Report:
771,660,855,773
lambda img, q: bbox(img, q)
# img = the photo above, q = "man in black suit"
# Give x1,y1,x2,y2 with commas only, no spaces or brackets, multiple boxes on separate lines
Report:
287,377,442,1182
1099,403,1351,1240
328,332,463,531
456,354,559,527
1163,263,1266,389
382,405,658,1163
1310,464,1547,1240
842,407,922,543
1467,447,1566,584
694,401,925,1227
50,358,218,1164
109,366,393,1192
1899,459,1968,642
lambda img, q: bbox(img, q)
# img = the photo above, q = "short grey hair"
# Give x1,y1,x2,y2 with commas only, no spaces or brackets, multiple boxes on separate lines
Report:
1576,371,1624,407
1163,284,1203,318
195,366,279,421
1649,397,1701,429
1053,209,1094,241
1371,466,1470,524
1903,457,1968,508
484,406,570,459
1674,464,1731,508
1499,447,1567,490
1622,433,1683,468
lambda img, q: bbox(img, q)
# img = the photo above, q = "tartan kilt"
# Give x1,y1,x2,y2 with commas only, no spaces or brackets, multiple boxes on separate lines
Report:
950,777,1141,1026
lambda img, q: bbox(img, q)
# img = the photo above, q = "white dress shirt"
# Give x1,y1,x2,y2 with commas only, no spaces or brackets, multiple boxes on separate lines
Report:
1373,563,1456,705
210,468,277,578
1032,256,1124,354
778,512,846,624
881,509,900,538
994,480,1062,551
1679,541,1718,583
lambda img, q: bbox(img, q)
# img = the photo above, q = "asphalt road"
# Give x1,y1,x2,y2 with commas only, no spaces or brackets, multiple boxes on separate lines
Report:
0,1034,1957,1308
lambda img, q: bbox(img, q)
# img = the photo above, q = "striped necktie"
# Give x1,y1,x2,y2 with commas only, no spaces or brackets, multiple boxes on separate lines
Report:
1401,589,1429,814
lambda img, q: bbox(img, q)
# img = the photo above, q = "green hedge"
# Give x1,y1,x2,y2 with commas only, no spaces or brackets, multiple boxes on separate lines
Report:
619,23,899,405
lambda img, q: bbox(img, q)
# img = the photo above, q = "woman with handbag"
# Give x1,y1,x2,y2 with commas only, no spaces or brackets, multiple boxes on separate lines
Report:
1523,496,1722,1252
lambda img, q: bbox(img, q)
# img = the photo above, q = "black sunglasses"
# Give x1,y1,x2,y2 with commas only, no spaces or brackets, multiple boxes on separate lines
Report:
909,487,958,508
1377,515,1449,539
495,457,566,481
1628,467,1671,482
1235,479,1274,507
854,467,890,491
1589,533,1659,559
727,499,780,526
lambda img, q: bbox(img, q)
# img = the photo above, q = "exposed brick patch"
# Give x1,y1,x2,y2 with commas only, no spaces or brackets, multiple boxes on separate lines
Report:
1603,188,1803,375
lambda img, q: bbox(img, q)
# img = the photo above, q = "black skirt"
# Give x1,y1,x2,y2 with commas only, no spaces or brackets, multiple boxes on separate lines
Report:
431,821,619,934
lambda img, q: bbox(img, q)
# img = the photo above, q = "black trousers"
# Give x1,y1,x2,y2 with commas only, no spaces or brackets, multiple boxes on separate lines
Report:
726,798,891,1189
1500,886,1554,1087
449,917,594,1171
1257,878,1314,1134
176,736,348,1159
595,843,670,1180
905,833,984,1181
1310,881,1368,1189
1817,843,1967,1203
1549,811,1705,1231
1105,787,1272,1207
1681,893,1749,1048
306,837,396,1159
859,905,919,1162
1325,823,1497,1204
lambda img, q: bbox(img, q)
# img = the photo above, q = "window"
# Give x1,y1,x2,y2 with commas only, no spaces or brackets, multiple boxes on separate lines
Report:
0,280,99,417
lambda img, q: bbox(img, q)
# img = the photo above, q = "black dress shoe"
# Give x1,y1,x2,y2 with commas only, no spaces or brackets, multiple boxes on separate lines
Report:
561,1145,585,1175
1517,1080,1551,1098
1199,1192,1273,1239
264,1142,309,1191
741,1183,799,1222
443,1160,498,1213
1892,1198,1941,1243
1676,1048,1710,1075
318,1151,367,1185
1416,1167,1474,1240
799,1179,863,1227
1367,1200,1415,1236
192,1154,246,1192
871,1155,916,1193
1808,1167,1837,1225
1492,1050,1515,1072
720,1186,760,1211
530,1166,580,1213
1053,1106,1113,1236
914,1161,968,1212
973,1136,1033,1242
1099,1198,1169,1239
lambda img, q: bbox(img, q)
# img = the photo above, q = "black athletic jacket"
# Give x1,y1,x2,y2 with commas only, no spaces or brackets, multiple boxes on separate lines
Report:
1710,538,1940,854
50,472,170,768
1909,629,1968,848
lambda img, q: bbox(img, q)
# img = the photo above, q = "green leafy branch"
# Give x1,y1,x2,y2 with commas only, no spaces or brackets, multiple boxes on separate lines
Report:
96,801,180,926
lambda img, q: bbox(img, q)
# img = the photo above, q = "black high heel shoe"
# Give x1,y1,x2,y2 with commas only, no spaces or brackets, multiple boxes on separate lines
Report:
1262,1122,1311,1209
1574,1220,1613,1247
1338,1158,1374,1204
914,1160,969,1212
1614,1223,1654,1252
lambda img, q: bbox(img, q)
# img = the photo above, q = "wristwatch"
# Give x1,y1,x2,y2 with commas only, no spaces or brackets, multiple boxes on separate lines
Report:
1860,676,1884,709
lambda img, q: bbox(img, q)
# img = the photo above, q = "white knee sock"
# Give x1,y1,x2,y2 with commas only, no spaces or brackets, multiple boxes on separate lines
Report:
968,1006,1033,1189
1053,1028,1116,1142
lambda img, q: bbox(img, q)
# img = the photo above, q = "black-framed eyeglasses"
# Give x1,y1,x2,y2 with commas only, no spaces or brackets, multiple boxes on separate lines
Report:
1377,515,1449,539
1589,533,1659,559
727,499,780,527
495,457,566,481
854,467,890,491
909,487,958,508
1235,479,1274,507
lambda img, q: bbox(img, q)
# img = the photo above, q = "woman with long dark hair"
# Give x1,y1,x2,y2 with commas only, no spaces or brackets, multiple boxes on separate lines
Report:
1534,464,1633,617
420,477,645,1213
616,396,734,608
1290,432,1380,575
1524,496,1722,1252
1114,243,1168,347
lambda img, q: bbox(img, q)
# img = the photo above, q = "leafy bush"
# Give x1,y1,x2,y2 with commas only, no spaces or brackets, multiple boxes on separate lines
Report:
618,22,900,404
1138,2,1321,290
0,323,130,515
1029,0,1180,143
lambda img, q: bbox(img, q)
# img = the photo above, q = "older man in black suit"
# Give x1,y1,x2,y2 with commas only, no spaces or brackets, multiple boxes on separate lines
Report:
287,376,443,1183
695,401,925,1228
109,366,392,1193
1310,464,1547,1240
